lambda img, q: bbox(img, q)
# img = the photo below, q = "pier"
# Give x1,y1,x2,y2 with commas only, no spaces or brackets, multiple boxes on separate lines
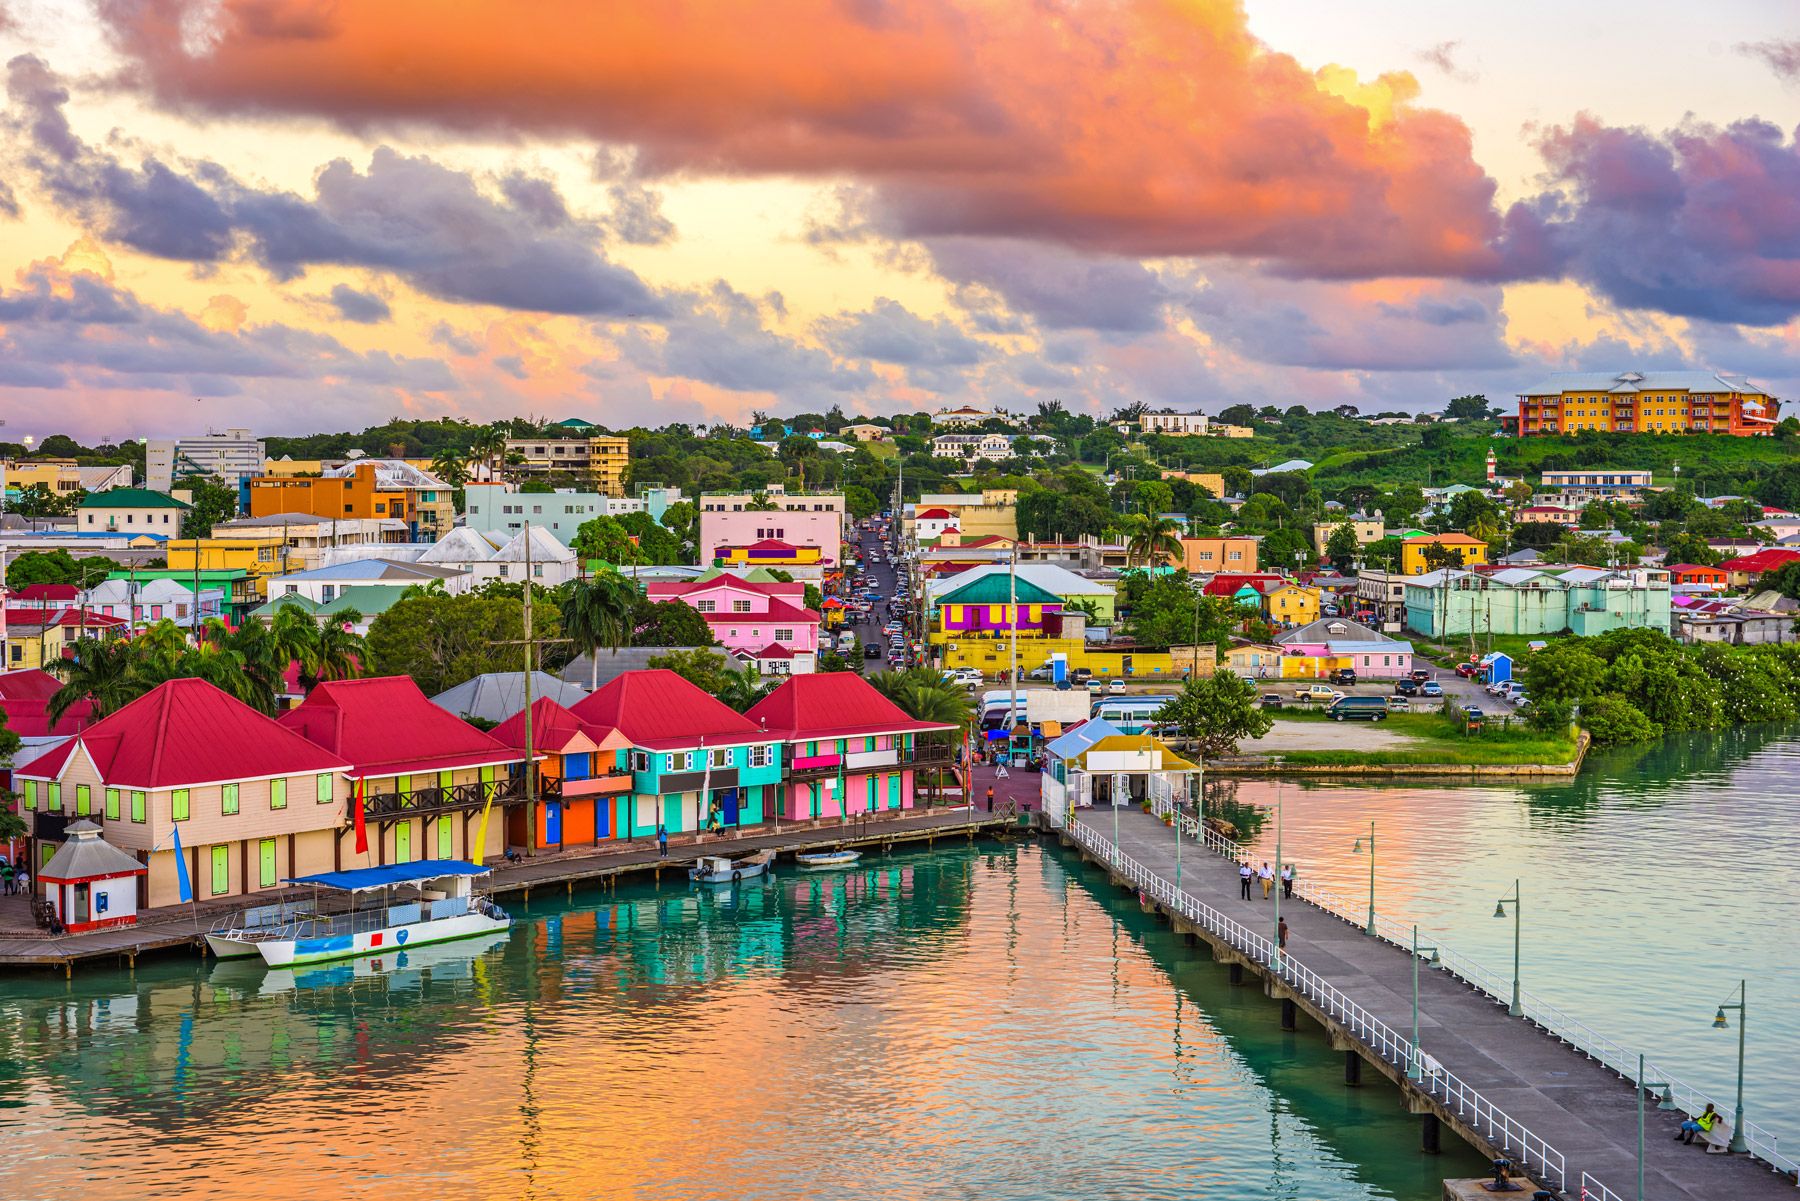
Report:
0,805,1018,974
1054,802,1794,1201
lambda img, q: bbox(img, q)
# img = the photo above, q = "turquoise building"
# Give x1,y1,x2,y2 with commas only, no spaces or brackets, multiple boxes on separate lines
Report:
1404,567,1672,639
570,670,782,835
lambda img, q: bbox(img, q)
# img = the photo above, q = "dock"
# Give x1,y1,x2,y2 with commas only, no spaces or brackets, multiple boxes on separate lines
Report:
1054,803,1795,1201
0,806,1018,974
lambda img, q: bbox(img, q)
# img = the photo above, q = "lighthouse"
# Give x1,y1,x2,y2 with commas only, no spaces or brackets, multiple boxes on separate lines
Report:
1485,447,1497,485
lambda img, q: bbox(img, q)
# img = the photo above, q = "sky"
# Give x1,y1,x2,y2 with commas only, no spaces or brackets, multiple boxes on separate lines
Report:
1,0,1798,443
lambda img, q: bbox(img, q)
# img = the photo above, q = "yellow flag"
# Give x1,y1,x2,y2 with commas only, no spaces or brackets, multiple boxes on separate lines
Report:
472,779,497,864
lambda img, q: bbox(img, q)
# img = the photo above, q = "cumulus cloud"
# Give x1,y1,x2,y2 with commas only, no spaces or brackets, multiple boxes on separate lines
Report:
96,0,1545,281
324,283,391,323
813,297,984,367
626,281,874,398
1533,115,1800,325
927,237,1169,333
5,54,661,317
1739,39,1800,83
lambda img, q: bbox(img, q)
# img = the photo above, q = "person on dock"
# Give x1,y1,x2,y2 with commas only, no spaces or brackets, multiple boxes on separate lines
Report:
1238,861,1253,900
985,785,994,812
1278,917,1289,949
656,824,668,858
1259,861,1275,899
0,863,12,896
1281,863,1295,899
1677,1103,1718,1144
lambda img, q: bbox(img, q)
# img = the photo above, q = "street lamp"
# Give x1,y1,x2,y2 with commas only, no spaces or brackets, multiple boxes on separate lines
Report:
1493,878,1522,1017
1351,820,1375,935
1712,979,1749,1154
1271,796,1283,971
1410,924,1439,1081
1637,1053,1670,1201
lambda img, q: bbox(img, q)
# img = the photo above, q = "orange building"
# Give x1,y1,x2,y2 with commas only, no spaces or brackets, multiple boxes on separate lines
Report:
248,463,408,525
1173,537,1259,574
1515,371,1779,436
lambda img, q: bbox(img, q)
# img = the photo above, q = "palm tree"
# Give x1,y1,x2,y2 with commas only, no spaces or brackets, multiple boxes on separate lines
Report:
431,448,471,488
471,424,507,480
560,570,638,688
717,663,773,712
1467,512,1505,548
1125,514,1183,570
315,610,367,684
46,638,142,726
270,602,324,685
869,667,973,728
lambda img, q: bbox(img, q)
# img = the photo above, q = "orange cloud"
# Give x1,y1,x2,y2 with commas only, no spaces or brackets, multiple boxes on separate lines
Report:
99,0,1535,280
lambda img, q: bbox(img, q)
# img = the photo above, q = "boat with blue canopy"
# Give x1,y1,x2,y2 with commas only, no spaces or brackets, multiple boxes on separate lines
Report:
204,860,511,967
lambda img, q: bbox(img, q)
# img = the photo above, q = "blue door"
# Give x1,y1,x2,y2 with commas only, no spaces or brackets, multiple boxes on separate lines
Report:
595,798,611,840
721,788,740,826
545,802,562,846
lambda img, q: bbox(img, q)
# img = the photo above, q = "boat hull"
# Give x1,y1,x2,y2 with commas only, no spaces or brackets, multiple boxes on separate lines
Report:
796,852,861,870
689,861,771,886
255,910,512,967
205,933,265,959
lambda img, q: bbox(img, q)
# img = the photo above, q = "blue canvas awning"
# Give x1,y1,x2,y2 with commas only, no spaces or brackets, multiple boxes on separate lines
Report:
283,860,490,892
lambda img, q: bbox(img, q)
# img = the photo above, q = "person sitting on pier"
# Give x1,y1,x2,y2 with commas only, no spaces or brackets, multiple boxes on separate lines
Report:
1677,1102,1718,1145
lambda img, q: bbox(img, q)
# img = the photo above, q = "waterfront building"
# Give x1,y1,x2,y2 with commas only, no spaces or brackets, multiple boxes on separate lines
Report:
36,819,147,932
1514,371,1778,436
0,668,94,761
77,488,189,536
501,435,630,495
1403,566,1672,639
278,676,529,865
146,429,266,492
491,697,634,849
1175,536,1261,574
646,576,820,674
1399,533,1489,576
1039,719,1199,822
569,669,782,835
13,678,353,906
745,674,959,821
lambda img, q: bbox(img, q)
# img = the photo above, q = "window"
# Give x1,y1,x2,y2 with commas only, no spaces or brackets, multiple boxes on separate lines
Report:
711,748,731,768
774,628,794,642
316,774,333,804
22,779,35,811
749,745,772,768
732,599,751,612
631,751,649,772
105,788,120,820
696,599,716,612
667,753,683,772
172,788,189,821
131,790,146,822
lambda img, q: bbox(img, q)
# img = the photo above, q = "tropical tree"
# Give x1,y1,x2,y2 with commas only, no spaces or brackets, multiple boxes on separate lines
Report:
561,570,639,688
869,667,973,729
1466,512,1506,548
431,448,471,487
47,638,143,726
1155,675,1272,759
716,663,774,712
1125,514,1182,570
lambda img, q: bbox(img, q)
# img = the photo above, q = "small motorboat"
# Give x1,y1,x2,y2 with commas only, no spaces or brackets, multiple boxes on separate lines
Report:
689,850,774,885
795,849,862,871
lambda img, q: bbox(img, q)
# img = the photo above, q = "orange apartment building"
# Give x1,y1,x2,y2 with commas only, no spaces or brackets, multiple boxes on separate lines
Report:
246,461,452,539
1515,371,1778,436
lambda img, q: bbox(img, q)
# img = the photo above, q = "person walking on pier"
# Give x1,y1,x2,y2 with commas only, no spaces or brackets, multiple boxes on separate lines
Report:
1238,861,1253,900
656,824,668,859
1278,917,1289,950
1281,863,1294,899
1259,861,1275,899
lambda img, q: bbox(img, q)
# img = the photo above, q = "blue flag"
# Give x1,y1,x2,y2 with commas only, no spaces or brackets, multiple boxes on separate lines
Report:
172,824,193,904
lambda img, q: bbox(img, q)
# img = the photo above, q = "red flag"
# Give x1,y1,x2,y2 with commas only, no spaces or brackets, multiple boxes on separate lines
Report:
353,778,368,855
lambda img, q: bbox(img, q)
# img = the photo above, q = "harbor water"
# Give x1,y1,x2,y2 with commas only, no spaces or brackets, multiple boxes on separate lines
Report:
0,841,1480,1200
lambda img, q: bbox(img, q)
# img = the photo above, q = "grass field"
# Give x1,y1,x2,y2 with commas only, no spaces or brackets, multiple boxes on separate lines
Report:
1268,710,1577,767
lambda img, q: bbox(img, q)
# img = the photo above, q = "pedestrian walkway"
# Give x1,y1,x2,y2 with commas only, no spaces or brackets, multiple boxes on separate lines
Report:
1063,803,1793,1201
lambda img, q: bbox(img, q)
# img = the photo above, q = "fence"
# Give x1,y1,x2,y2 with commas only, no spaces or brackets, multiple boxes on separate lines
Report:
1059,811,1577,1195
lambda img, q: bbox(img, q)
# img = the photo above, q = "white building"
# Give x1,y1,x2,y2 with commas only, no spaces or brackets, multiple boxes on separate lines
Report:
147,429,267,491
416,526,578,587
931,406,993,428
212,513,408,573
463,484,685,546
1137,411,1210,436
80,578,225,628
932,433,1016,462
266,558,471,602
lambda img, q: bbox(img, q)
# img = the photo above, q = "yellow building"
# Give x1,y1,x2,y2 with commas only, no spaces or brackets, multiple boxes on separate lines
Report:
1312,518,1386,557
1224,643,1285,678
1399,533,1489,576
503,436,630,495
930,630,1181,680
1262,584,1320,627
1515,371,1779,436
166,537,289,596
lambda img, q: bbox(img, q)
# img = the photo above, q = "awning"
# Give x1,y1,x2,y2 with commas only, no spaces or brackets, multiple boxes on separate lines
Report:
283,859,490,892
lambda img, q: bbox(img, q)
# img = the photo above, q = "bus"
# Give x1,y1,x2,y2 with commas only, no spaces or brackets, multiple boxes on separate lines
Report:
1090,694,1177,735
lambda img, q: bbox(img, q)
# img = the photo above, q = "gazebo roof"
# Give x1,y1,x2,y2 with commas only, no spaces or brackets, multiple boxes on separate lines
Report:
39,821,147,883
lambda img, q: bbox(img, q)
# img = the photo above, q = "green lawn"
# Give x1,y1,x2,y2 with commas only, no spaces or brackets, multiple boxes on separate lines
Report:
1270,711,1577,767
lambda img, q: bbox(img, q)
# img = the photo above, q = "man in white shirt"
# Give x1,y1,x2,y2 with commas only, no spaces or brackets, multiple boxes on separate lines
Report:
1258,861,1275,899
1238,861,1253,900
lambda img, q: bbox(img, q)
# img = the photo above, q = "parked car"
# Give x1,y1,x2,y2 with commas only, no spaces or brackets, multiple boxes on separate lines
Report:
1420,681,1443,698
1329,668,1357,686
1107,679,1127,694
1072,667,1094,683
1486,679,1513,696
1260,693,1284,709
1293,683,1344,704
1392,679,1420,696
1454,662,1481,678
1329,696,1389,722
1461,704,1484,719
1385,696,1411,711
1026,665,1053,681
1409,668,1433,683
1086,679,1105,694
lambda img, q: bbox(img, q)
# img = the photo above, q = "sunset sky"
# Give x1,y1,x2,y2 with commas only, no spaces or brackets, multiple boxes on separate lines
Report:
2,0,1798,441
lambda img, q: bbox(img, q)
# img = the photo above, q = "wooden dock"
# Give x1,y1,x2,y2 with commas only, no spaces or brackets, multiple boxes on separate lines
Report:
1056,804,1794,1201
0,806,1017,975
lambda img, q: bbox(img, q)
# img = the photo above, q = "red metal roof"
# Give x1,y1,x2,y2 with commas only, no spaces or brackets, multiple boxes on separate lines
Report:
489,696,624,755
744,673,957,741
0,668,93,737
569,669,766,750
1202,573,1286,596
14,678,349,788
1719,549,1800,574
2,608,128,630
694,595,820,626
14,583,80,602
915,508,953,519
279,676,524,778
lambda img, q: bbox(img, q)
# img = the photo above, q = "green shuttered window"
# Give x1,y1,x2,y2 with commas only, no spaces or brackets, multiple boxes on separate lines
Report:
131,791,146,823
105,788,120,820
172,789,189,822
222,783,239,816
270,778,287,810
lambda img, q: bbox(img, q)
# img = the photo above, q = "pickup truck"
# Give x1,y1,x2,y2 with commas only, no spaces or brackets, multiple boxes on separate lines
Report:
1293,684,1344,704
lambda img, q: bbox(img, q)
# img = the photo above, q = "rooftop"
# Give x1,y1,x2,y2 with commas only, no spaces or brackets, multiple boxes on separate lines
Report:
279,676,523,778
79,487,190,510
570,669,766,750
745,673,956,740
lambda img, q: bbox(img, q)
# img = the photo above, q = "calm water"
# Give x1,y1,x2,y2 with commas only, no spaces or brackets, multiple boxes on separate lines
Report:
1221,723,1800,1140
0,843,1481,1200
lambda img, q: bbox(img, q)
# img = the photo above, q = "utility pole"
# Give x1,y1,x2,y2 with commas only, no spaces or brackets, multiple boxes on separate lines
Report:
1005,549,1018,762
522,523,537,857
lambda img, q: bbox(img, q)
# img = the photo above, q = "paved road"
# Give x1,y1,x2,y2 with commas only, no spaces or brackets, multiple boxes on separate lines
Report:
1086,804,1789,1201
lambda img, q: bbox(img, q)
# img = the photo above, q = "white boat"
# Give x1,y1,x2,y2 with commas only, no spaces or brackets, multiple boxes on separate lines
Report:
688,850,773,885
205,860,511,968
795,849,862,870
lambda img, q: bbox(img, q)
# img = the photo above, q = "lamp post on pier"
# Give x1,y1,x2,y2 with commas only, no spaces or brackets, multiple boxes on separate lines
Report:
1351,820,1375,935
1493,878,1522,1017
1271,796,1283,972
1410,925,1439,1081
1711,979,1749,1154
1636,1053,1670,1201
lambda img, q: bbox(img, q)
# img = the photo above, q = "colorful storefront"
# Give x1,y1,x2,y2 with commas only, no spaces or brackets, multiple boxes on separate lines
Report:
491,696,634,849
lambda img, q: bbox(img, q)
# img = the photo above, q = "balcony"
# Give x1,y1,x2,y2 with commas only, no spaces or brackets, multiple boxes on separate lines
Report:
357,775,530,821
555,768,635,798
785,738,959,783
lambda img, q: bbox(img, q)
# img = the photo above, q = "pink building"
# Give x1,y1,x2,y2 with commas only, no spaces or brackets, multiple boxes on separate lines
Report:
698,510,839,580
745,674,960,821
647,576,822,674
